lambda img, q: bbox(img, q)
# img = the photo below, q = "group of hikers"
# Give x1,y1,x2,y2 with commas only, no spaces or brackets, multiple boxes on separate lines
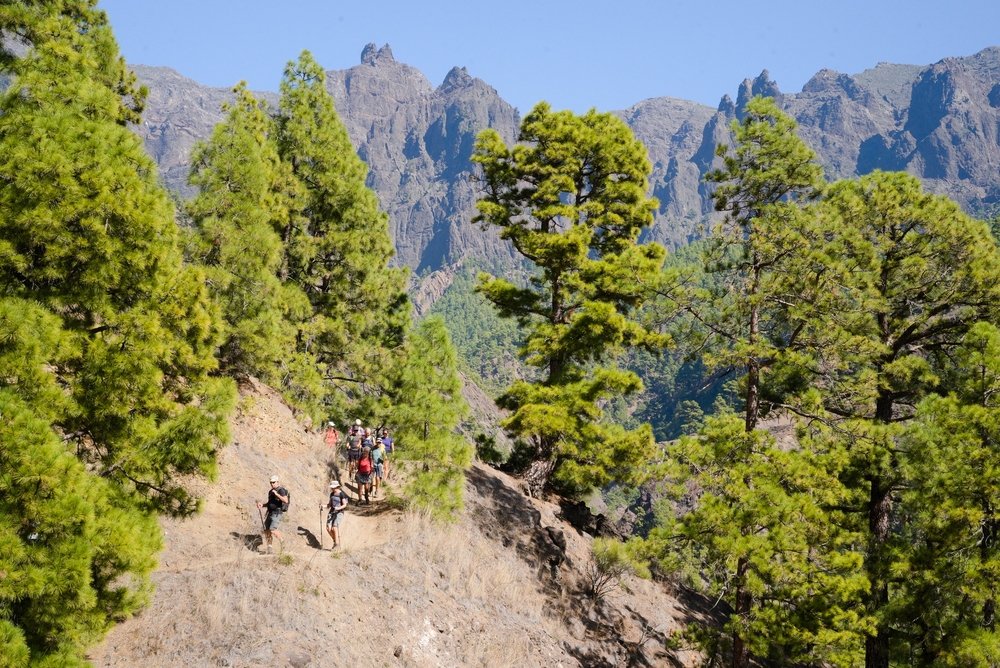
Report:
255,421,395,553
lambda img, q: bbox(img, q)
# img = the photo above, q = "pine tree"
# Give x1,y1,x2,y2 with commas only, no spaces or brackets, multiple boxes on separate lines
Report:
275,51,410,423
805,172,1000,668
187,82,310,381
648,414,867,667
0,0,235,516
672,96,828,668
471,102,667,497
392,316,472,519
0,300,161,666
0,4,234,663
867,321,1000,665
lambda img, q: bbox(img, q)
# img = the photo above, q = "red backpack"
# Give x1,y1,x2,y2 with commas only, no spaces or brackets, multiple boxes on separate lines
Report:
358,456,372,475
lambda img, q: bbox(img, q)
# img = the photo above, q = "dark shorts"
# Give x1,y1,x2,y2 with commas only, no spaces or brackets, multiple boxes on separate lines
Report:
374,463,384,479
355,472,373,485
326,511,344,528
348,449,361,463
264,511,282,531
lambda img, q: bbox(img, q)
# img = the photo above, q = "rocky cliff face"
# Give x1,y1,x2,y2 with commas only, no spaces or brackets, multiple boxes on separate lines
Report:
323,44,520,271
131,45,1000,272
131,65,279,198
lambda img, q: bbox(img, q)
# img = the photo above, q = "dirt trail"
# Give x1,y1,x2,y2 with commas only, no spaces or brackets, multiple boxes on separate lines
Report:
90,379,704,668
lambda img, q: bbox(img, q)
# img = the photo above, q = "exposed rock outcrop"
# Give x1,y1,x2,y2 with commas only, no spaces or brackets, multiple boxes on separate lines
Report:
130,45,1000,275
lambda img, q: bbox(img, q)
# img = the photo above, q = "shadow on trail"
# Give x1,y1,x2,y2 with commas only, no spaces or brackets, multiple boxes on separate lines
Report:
325,454,343,485
296,526,322,549
230,532,263,552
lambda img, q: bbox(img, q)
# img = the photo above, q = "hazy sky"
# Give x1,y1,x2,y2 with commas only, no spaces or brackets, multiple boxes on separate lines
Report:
101,0,998,114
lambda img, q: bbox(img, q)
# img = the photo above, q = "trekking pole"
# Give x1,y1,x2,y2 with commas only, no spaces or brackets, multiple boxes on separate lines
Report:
319,506,324,550
257,506,266,533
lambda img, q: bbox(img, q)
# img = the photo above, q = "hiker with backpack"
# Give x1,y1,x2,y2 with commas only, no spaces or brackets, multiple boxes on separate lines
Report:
380,428,394,480
346,420,363,476
256,475,289,554
320,480,349,550
324,421,338,449
355,447,374,504
371,437,385,498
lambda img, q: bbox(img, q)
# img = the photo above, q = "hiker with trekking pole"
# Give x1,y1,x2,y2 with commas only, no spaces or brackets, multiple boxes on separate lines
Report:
256,475,289,554
320,480,349,550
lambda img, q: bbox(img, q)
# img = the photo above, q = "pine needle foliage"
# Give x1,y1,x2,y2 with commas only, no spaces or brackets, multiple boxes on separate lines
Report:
187,83,310,381
392,316,472,520
802,172,1000,668
471,102,667,497
275,51,410,424
0,3,234,664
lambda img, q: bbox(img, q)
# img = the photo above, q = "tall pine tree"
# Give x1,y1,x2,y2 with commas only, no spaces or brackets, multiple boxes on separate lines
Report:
685,96,829,668
808,172,1000,668
0,2,234,663
392,316,472,519
472,102,667,497
187,82,311,384
275,51,410,423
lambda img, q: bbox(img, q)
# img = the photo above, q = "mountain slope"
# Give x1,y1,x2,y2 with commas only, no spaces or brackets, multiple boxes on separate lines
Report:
131,45,1000,273
87,379,705,668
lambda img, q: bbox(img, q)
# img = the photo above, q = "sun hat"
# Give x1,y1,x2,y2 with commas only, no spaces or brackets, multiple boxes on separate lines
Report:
330,481,341,488
269,475,279,483
328,421,335,427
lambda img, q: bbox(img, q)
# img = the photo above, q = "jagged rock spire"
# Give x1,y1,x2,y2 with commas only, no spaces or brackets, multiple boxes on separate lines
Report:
361,43,394,65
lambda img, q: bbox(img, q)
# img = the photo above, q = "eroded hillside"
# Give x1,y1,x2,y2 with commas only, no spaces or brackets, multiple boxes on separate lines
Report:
89,380,708,668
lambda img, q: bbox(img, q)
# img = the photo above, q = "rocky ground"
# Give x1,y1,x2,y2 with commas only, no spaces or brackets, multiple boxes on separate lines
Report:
89,379,711,668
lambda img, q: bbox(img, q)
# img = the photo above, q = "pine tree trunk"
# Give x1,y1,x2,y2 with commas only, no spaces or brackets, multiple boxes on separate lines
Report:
865,478,892,668
733,556,751,668
524,458,556,498
733,266,759,668
866,393,893,668
983,509,997,630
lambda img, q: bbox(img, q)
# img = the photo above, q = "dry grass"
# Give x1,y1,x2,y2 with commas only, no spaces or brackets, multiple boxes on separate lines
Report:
93,509,559,668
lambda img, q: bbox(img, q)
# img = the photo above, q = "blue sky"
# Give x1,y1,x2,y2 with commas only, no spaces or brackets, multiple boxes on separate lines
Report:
101,0,999,114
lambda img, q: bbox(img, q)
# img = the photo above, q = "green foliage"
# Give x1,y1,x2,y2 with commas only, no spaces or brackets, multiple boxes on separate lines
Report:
797,171,1000,667
586,537,649,602
0,4,234,663
275,51,410,424
472,102,667,496
0,389,161,668
393,317,472,520
889,322,1000,664
648,415,867,666
0,0,235,517
187,83,309,381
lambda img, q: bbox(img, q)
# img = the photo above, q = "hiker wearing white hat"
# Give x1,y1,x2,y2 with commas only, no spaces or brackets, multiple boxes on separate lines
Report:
323,421,339,449
256,475,288,554
320,481,349,549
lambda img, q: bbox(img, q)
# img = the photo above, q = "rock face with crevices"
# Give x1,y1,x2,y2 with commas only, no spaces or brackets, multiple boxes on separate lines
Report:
131,44,1000,274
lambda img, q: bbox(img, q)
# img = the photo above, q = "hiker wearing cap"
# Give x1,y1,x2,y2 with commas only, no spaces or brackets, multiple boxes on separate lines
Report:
324,422,338,449
380,428,394,479
371,438,385,498
346,420,363,476
355,447,374,504
320,481,349,549
256,475,288,554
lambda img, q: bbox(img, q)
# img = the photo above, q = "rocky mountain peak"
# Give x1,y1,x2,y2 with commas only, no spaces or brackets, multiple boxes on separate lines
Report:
717,93,735,115
439,65,473,92
360,42,395,66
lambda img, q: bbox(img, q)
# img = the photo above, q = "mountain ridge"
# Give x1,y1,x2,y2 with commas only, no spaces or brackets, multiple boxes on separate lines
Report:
131,44,1000,272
